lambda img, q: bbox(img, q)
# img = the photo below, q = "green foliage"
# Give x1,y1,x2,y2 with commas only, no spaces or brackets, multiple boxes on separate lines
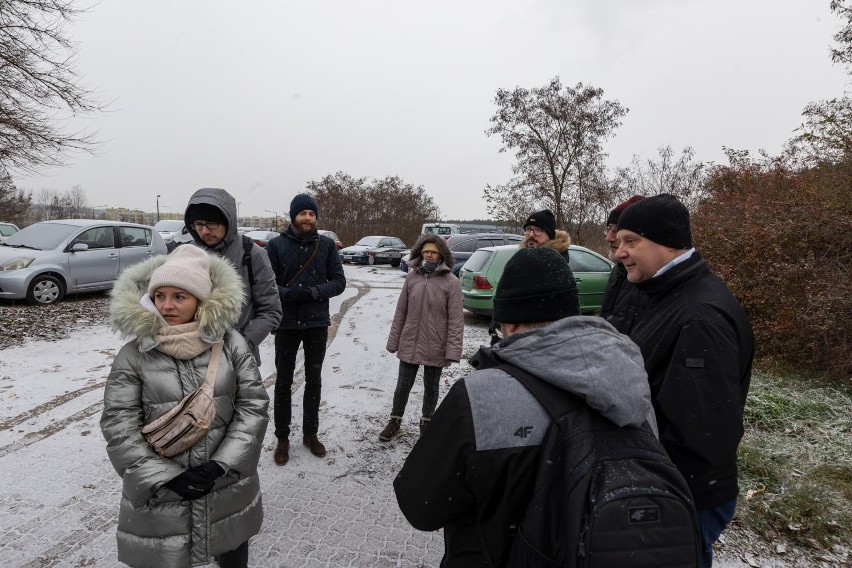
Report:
692,153,851,379
737,370,852,549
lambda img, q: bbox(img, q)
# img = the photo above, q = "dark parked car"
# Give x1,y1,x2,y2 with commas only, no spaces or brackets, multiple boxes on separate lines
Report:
340,236,407,266
317,230,343,250
400,232,523,274
0,219,167,304
459,244,614,316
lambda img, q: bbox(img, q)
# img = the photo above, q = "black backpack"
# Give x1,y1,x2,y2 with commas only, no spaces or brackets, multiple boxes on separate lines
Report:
499,363,700,568
242,235,255,286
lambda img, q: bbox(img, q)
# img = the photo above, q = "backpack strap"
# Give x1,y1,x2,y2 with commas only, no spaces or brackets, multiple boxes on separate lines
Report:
497,363,583,420
242,235,255,287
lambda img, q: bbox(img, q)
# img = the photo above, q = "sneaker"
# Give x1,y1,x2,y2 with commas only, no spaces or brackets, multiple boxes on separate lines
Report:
274,438,289,466
303,434,327,457
419,416,431,435
379,416,402,442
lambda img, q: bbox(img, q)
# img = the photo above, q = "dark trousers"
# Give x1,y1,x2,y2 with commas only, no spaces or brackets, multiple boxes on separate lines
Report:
698,497,737,568
215,540,249,568
274,327,328,439
391,360,443,418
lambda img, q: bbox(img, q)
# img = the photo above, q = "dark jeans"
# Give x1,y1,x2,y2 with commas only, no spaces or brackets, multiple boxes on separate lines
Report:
391,361,443,418
215,540,249,568
274,327,328,439
697,497,737,568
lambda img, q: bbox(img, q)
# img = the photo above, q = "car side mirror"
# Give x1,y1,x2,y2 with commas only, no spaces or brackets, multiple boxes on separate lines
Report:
181,227,188,234
70,243,89,252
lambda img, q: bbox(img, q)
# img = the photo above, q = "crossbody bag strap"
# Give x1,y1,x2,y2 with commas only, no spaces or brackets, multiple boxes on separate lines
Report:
285,238,321,287
203,341,224,388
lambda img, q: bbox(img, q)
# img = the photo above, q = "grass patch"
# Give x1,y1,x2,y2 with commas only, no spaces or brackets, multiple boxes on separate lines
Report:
736,367,852,549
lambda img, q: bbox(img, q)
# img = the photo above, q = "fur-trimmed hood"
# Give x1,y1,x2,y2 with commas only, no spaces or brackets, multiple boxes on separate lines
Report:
410,233,454,268
519,229,571,253
109,248,245,345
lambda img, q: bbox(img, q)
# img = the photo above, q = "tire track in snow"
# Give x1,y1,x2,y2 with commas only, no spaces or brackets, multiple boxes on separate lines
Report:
0,281,372,458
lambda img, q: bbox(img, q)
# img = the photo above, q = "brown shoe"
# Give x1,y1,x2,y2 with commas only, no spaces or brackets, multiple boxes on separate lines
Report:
274,438,289,466
379,416,402,442
303,434,326,457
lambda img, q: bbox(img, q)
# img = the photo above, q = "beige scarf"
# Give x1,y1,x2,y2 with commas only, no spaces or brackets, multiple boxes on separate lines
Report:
155,321,210,360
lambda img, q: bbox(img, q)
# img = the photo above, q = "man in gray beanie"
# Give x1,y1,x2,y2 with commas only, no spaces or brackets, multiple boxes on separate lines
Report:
394,247,657,566
615,193,754,568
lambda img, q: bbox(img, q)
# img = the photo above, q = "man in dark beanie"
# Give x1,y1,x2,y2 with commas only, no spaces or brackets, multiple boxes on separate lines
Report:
599,194,648,333
265,193,345,465
395,247,657,566
615,193,754,568
520,208,571,262
183,188,282,364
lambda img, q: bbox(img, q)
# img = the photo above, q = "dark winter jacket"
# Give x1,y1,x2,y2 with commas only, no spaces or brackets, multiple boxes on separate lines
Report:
265,226,346,330
101,251,268,568
394,317,656,567
184,188,282,362
629,251,754,511
386,259,464,367
599,262,649,334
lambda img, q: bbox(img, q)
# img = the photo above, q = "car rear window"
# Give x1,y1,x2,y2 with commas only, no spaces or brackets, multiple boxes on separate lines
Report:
569,249,612,272
462,249,492,272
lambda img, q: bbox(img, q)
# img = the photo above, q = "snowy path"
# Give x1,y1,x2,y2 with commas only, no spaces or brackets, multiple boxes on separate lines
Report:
0,265,782,567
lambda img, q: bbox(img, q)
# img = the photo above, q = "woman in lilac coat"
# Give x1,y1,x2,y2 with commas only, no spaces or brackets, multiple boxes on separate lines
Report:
380,234,464,441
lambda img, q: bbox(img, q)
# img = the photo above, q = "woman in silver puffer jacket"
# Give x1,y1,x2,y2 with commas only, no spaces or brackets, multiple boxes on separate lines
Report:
100,245,269,568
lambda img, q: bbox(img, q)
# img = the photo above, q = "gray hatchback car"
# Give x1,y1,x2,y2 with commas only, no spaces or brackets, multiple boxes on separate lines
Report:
0,219,167,304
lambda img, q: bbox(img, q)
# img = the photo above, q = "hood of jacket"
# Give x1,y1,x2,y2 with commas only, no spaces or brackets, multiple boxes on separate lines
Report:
518,229,571,254
109,250,245,344
184,188,239,253
471,316,656,433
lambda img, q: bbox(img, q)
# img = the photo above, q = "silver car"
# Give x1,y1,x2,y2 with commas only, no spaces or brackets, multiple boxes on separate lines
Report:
0,219,167,304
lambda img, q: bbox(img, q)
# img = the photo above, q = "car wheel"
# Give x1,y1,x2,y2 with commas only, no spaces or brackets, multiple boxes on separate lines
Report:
368,255,375,265
390,259,400,267
26,275,65,305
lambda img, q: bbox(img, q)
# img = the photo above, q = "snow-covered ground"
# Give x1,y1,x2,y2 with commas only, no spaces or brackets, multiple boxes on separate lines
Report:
0,265,798,567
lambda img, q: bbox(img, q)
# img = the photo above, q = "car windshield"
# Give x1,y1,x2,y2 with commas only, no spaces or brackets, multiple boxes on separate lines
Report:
354,237,383,247
0,224,17,237
153,220,185,232
2,223,80,250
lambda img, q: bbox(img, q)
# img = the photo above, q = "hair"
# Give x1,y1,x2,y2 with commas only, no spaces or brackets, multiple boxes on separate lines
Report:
410,234,453,268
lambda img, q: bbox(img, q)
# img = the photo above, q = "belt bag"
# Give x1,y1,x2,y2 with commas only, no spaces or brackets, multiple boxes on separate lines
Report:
142,341,224,457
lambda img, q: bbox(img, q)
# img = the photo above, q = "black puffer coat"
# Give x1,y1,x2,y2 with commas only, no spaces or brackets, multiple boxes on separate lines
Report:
629,251,754,510
265,226,346,330
599,262,649,335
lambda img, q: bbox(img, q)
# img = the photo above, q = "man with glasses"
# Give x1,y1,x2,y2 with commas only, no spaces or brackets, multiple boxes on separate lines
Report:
599,194,647,334
184,188,282,364
520,209,571,262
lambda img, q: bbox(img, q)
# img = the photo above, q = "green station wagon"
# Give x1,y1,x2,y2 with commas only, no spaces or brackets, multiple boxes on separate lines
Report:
459,244,614,317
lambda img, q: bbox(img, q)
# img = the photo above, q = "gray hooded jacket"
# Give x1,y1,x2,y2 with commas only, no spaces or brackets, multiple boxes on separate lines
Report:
184,188,282,362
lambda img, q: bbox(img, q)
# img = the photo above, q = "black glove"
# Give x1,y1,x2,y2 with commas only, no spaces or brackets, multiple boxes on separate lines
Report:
285,286,313,302
164,462,224,500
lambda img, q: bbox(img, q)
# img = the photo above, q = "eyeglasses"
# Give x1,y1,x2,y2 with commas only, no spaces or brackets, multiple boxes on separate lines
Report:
523,227,544,236
604,225,618,236
192,221,221,231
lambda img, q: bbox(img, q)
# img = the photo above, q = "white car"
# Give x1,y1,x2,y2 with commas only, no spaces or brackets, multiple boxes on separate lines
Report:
0,222,19,243
0,219,167,304
153,219,193,251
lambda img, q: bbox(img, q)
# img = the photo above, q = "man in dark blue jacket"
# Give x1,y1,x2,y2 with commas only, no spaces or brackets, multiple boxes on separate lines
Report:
615,193,754,568
265,194,345,465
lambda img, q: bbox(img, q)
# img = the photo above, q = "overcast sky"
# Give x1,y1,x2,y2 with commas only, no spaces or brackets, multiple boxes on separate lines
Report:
11,0,850,220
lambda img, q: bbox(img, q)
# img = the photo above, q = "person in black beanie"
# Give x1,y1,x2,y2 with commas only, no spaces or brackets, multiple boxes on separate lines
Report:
615,193,754,568
599,194,648,334
395,246,657,566
520,209,571,262
265,193,346,465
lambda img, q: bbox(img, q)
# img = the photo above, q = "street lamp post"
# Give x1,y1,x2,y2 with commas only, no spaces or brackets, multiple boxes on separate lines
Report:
156,194,161,222
264,210,279,231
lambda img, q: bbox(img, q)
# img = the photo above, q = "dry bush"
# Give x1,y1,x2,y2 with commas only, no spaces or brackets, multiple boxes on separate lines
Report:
692,158,851,380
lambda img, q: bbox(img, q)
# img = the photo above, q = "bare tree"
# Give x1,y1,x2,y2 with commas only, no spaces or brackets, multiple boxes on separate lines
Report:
33,187,58,220
0,0,102,173
484,77,628,245
0,166,31,223
620,145,707,209
66,183,88,217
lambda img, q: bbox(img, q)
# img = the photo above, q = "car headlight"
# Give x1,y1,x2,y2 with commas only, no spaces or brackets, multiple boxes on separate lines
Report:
0,257,35,271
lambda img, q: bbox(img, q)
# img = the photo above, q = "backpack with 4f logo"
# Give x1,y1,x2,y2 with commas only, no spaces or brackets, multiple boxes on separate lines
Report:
498,364,700,568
